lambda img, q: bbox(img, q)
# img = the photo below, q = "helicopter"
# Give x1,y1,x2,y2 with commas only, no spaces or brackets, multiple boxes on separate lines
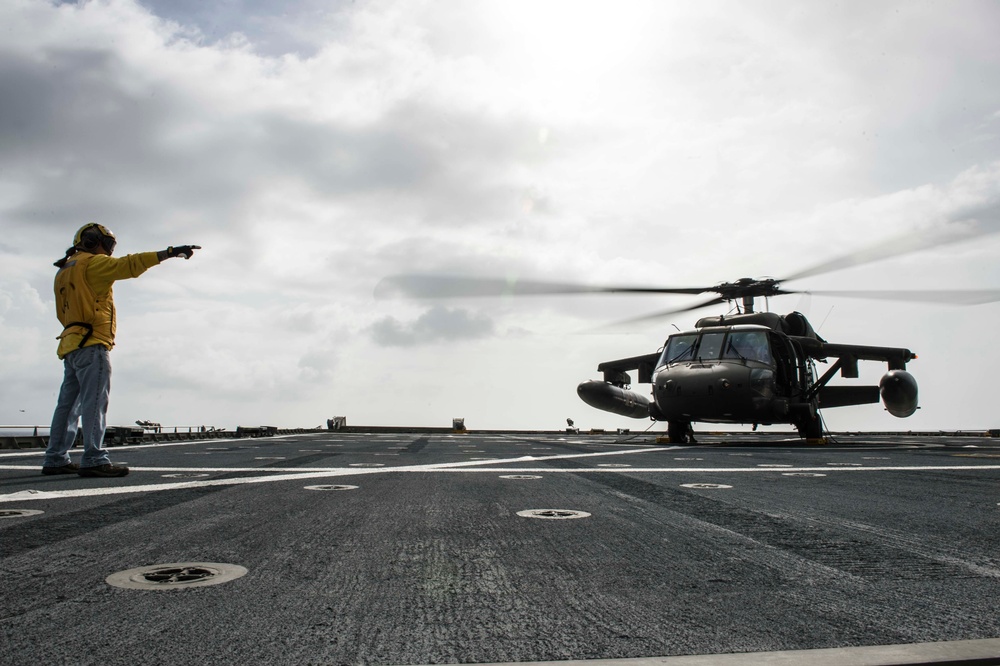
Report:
375,222,1000,442
574,285,915,442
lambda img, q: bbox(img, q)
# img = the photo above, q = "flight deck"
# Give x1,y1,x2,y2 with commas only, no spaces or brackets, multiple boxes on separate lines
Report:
2,430,1000,665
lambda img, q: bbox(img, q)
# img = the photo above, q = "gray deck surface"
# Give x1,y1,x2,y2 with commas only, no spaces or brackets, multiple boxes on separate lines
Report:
2,431,1000,665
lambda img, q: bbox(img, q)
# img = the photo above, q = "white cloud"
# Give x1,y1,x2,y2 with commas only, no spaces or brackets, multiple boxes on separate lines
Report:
2,0,999,431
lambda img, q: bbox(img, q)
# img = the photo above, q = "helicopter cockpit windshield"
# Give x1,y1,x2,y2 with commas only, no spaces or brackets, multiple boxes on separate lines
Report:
658,333,697,366
697,332,726,359
658,329,773,367
723,330,772,364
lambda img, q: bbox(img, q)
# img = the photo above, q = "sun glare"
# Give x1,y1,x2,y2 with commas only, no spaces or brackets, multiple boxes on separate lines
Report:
480,1,663,116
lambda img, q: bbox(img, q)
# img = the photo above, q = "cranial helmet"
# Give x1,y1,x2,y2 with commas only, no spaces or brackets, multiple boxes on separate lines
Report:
73,223,117,254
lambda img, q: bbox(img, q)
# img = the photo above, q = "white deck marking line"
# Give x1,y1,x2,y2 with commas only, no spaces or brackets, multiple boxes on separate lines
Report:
0,434,312,457
349,465,1000,473
2,448,999,503
5,463,1000,475
0,448,672,502
0,446,677,471
0,467,393,502
0,442,206,457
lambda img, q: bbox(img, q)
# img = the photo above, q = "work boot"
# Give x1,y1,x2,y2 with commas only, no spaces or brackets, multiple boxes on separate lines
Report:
77,463,129,478
41,462,80,475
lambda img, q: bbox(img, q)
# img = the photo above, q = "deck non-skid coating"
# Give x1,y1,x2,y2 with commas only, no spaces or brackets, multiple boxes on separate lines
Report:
2,430,1000,665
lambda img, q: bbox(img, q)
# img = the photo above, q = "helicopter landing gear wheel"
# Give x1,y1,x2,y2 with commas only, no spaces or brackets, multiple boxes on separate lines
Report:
796,413,823,440
668,421,695,445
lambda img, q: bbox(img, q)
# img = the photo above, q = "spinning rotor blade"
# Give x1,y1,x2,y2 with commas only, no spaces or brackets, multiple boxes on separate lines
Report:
597,297,729,329
782,202,1000,283
374,274,709,299
805,289,1000,305
375,203,1000,325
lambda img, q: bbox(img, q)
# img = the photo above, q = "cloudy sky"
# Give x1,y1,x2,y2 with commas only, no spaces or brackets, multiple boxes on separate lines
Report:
2,0,999,433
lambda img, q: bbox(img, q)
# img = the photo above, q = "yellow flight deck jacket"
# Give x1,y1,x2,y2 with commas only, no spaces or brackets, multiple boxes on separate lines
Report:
54,250,161,359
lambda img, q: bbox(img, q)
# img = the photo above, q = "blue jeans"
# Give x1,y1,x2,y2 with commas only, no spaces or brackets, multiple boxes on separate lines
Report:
44,345,113,468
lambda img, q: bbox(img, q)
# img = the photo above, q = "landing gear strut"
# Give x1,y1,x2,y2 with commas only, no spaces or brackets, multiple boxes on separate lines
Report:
668,421,697,445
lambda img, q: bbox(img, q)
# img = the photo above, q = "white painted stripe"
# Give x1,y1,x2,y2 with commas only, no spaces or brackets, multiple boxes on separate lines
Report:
2,446,674,472
5,463,1000,475
393,465,1000,473
2,450,658,501
0,468,389,502
0,442,201,457
3,443,999,504
3,462,1000,505
0,433,313,458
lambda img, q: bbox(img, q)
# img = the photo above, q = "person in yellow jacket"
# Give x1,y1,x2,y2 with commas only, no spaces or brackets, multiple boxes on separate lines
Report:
42,224,200,478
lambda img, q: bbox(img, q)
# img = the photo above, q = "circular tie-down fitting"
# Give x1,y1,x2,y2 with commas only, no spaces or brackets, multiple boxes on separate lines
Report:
106,563,248,591
680,483,733,490
0,509,44,519
517,509,591,520
499,474,542,480
304,484,358,491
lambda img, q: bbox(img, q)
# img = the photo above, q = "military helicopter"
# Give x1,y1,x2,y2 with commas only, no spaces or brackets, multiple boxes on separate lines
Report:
575,283,914,442
375,222,1000,442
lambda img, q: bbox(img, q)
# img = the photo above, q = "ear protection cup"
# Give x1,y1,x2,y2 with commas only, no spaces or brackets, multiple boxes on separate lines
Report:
73,224,117,253
80,227,101,250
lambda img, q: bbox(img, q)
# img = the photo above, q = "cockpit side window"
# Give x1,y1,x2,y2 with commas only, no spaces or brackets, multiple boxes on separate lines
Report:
723,330,773,364
659,333,698,366
697,332,726,360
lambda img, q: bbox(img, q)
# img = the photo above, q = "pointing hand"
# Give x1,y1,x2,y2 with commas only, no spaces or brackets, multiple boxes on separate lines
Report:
166,245,202,259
